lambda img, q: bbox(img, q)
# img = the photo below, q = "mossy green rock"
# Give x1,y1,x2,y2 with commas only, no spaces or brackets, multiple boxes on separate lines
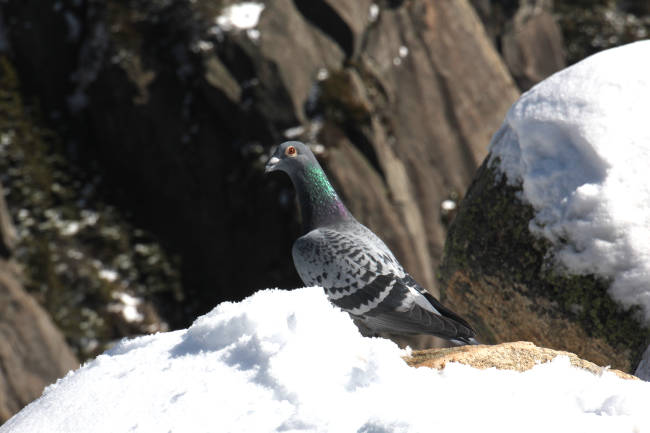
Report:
438,156,650,374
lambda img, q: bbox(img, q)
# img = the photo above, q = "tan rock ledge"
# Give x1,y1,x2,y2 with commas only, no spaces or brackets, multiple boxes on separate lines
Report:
403,341,639,381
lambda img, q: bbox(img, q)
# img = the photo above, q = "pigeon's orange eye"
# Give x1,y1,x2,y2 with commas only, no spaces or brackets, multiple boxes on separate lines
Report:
286,146,297,156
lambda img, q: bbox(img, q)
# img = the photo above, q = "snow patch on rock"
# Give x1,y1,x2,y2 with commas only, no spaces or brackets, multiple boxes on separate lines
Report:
489,41,650,324
216,2,265,31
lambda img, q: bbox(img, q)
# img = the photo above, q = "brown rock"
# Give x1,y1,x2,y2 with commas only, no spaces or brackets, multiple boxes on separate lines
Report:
0,182,79,424
470,0,566,91
437,158,650,373
294,0,373,57
405,341,639,381
0,181,16,258
501,0,566,90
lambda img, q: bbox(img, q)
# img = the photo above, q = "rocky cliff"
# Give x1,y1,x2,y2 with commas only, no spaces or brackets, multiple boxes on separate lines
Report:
1,0,519,350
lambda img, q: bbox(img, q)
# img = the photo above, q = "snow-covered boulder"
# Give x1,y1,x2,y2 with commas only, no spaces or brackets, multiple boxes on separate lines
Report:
438,40,650,378
2,287,650,433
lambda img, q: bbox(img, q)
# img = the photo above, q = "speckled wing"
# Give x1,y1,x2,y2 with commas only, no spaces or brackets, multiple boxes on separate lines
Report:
292,227,476,342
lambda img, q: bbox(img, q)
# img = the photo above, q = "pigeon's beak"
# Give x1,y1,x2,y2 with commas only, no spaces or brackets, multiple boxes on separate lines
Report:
265,157,280,174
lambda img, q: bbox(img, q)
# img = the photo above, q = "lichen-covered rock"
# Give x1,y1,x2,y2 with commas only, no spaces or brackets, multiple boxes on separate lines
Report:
437,159,649,373
404,341,638,381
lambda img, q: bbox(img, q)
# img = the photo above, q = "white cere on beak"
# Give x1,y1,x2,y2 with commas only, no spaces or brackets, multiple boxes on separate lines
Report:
268,157,279,165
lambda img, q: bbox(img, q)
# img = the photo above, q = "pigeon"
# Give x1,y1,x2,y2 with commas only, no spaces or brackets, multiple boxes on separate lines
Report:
265,141,480,345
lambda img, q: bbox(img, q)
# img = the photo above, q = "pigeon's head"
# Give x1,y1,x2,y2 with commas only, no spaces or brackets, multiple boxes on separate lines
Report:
264,141,317,175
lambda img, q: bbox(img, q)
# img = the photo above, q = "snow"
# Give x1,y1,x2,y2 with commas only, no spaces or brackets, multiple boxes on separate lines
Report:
246,28,260,44
317,68,329,81
191,40,214,53
283,125,305,139
489,41,650,326
98,268,118,282
216,2,265,31
368,4,379,23
2,287,649,433
110,292,144,323
441,199,457,212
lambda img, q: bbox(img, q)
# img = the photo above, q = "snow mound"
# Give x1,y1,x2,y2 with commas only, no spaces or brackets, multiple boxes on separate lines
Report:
489,40,650,321
2,287,649,433
216,2,265,31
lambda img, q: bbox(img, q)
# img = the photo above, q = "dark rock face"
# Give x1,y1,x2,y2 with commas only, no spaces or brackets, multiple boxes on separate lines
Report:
0,57,179,361
0,180,79,423
437,158,649,373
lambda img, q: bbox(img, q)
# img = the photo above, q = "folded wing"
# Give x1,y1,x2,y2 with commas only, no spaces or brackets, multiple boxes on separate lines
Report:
292,228,477,343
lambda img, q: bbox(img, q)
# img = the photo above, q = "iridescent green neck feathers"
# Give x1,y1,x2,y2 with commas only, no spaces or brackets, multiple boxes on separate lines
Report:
294,163,352,234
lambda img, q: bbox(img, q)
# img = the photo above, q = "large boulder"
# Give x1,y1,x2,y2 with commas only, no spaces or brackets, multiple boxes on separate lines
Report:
437,41,650,375
437,159,648,373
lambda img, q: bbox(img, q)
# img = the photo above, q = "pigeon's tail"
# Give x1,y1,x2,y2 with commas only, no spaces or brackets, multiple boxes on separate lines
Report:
450,337,483,346
357,302,479,344
351,277,481,343
418,291,481,343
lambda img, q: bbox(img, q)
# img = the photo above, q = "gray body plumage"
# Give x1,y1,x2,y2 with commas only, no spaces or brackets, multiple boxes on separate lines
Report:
266,141,479,345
